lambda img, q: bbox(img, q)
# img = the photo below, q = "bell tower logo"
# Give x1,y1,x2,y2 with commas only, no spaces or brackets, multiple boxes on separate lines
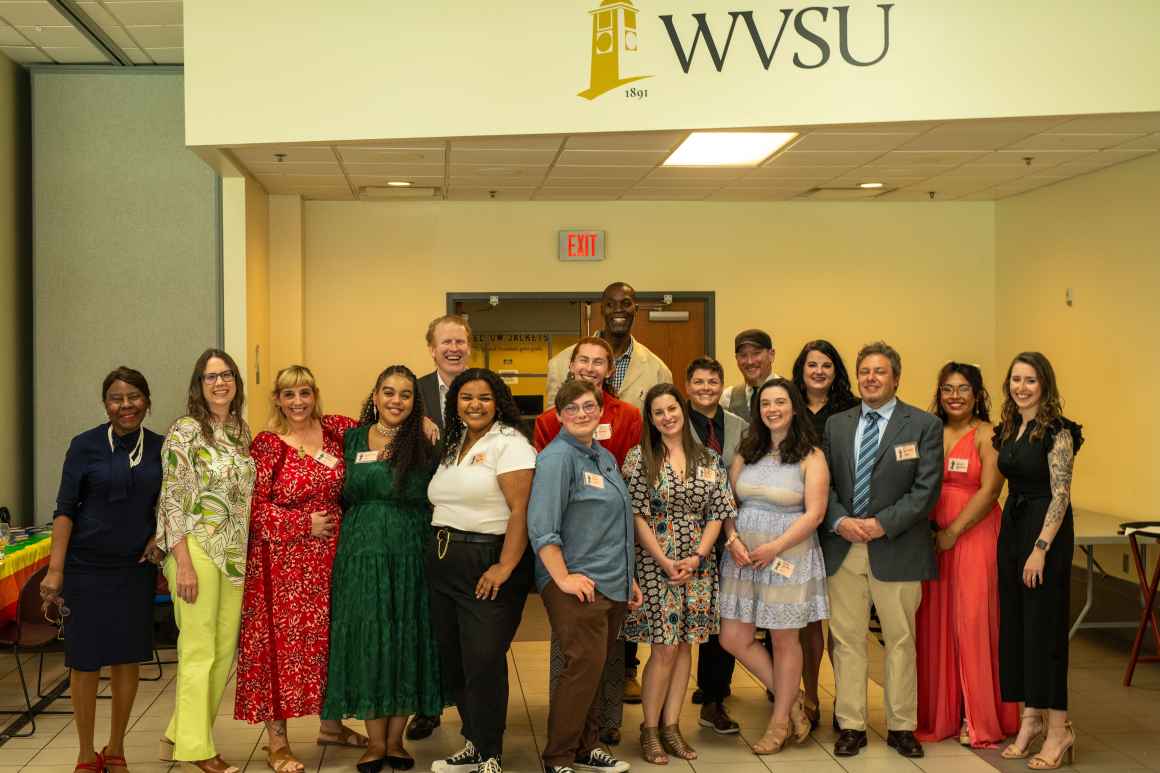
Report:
578,0,652,100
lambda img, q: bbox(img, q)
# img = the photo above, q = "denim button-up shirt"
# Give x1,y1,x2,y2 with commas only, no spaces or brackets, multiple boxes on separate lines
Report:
528,430,635,602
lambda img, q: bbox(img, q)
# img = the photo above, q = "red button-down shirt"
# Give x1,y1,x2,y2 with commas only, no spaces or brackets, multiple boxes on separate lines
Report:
533,390,643,467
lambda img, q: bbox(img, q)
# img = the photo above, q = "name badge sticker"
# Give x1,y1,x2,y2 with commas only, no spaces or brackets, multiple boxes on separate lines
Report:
594,423,612,441
771,557,795,578
948,457,970,473
894,442,919,461
471,452,487,465
314,450,340,469
583,471,605,489
695,466,718,483
355,450,380,464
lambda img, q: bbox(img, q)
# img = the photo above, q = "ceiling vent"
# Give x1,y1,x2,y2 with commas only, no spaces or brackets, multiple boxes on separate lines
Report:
359,186,441,200
799,186,894,201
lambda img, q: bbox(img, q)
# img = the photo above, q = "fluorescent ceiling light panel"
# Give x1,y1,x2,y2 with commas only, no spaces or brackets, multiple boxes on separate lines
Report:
663,132,798,167
859,182,885,189
386,180,413,187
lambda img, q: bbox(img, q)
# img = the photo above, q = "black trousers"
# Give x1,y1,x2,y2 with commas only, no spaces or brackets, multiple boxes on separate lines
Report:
427,534,533,759
997,498,1073,710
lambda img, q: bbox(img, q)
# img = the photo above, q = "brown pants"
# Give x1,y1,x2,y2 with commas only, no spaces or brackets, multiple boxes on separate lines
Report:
541,581,628,768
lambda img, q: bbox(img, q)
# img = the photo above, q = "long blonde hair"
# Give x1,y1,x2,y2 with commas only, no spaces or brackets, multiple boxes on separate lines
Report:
268,365,324,433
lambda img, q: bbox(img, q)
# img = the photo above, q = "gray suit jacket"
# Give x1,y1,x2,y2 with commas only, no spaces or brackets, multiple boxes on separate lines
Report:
417,371,445,430
821,399,942,582
689,408,747,467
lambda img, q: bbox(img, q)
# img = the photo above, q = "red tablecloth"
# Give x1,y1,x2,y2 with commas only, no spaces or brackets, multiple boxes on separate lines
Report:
0,534,53,624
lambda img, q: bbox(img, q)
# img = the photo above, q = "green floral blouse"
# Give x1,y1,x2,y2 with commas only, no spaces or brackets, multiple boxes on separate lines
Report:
155,416,256,585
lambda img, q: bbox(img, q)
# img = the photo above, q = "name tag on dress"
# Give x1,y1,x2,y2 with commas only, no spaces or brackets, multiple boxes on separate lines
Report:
594,423,612,441
771,557,795,577
583,472,605,489
948,457,970,473
894,442,919,461
314,450,339,469
355,450,380,464
695,466,718,483
471,453,487,465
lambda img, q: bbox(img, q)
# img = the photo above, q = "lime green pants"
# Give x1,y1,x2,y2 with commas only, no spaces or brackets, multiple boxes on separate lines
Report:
163,538,243,762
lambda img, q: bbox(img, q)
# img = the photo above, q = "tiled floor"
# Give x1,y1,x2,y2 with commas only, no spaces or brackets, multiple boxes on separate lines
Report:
1,597,1158,773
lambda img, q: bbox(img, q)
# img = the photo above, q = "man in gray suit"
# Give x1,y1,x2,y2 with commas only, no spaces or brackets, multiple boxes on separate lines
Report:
822,341,941,759
720,329,777,421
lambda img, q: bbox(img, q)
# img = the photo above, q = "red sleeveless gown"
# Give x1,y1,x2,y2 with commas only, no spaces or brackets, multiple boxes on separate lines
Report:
916,428,1019,747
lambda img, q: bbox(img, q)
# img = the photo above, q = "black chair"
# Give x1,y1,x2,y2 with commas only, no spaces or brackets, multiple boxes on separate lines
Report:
1121,521,1160,686
0,565,76,736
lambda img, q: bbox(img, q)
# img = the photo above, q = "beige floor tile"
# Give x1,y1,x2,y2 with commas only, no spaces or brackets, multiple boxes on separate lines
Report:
833,755,923,773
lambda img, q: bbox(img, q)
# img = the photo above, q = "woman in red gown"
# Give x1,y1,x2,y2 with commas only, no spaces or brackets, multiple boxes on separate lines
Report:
916,362,1019,748
235,366,368,772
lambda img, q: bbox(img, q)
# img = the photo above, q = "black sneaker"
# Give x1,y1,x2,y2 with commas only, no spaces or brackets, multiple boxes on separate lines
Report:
698,702,740,735
430,741,481,773
546,767,576,773
574,748,630,773
477,758,503,773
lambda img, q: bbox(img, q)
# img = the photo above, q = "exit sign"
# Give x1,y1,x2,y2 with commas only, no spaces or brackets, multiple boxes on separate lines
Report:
558,229,605,261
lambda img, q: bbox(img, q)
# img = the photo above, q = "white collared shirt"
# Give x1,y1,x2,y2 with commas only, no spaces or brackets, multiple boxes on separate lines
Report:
428,422,537,535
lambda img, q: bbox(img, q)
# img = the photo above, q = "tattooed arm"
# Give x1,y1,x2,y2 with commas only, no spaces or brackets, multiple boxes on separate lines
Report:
1022,427,1075,587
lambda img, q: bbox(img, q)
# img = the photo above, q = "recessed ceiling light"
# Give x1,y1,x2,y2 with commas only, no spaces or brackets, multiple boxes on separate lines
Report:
859,182,885,189
663,131,798,167
386,180,413,187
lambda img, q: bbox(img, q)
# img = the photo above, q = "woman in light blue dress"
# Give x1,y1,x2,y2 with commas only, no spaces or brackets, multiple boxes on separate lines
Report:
719,377,830,755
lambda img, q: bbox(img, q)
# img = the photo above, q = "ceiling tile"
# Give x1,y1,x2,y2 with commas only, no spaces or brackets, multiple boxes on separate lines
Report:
338,146,444,164
0,2,67,26
547,165,649,180
232,146,336,164
144,46,180,62
342,162,445,177
103,1,181,26
967,150,1095,168
450,171,548,186
746,166,841,181
446,188,535,201
537,177,633,188
42,45,109,63
76,2,124,32
453,135,562,150
256,174,349,188
17,24,85,46
121,24,180,47
876,150,988,167
1049,113,1160,134
0,21,24,44
620,190,710,201
904,178,991,196
259,180,351,196
626,178,722,190
246,161,342,175
565,132,685,151
348,174,444,187
1007,132,1144,151
0,44,48,62
873,189,959,202
824,174,927,188
122,46,152,63
450,148,558,165
1112,132,1160,151
303,190,355,201
770,150,884,166
789,132,915,152
105,28,136,49
643,166,748,181
533,189,625,200
555,149,668,166
706,190,800,201
935,165,1029,182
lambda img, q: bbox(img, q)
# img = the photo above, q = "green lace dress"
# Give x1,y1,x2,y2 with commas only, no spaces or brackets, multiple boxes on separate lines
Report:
322,425,444,719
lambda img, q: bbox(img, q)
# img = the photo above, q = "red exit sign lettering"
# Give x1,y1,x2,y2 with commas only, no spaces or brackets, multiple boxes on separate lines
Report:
558,229,606,261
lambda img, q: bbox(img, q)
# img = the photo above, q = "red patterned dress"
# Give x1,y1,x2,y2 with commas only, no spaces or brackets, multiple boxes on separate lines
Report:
235,414,358,723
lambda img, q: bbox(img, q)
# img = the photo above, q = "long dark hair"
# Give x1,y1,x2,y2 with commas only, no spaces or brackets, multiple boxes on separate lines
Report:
639,383,712,488
999,352,1064,444
186,348,250,451
738,378,819,465
791,339,857,412
930,361,991,424
440,368,528,465
358,365,435,490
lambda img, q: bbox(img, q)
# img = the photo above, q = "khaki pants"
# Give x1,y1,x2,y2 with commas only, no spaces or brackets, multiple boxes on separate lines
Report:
828,543,921,732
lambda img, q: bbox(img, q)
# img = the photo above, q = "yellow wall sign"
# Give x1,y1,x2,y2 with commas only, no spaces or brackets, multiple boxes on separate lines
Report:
579,0,653,100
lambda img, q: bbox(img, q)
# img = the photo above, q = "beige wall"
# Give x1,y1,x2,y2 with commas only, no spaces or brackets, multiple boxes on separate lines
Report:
996,152,1160,579
244,178,271,430
0,52,30,523
295,200,997,419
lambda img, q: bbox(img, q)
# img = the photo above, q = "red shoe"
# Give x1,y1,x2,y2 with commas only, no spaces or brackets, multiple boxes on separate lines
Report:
101,747,128,772
73,751,104,773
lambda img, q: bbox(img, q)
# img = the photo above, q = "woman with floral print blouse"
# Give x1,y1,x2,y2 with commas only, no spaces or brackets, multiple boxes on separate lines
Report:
154,349,256,773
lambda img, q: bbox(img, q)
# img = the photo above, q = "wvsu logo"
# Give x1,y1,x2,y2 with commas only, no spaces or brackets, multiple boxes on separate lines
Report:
578,0,653,100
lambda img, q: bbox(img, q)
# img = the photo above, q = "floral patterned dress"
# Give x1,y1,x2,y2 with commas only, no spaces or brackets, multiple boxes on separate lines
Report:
621,445,735,645
235,414,358,723
155,416,255,583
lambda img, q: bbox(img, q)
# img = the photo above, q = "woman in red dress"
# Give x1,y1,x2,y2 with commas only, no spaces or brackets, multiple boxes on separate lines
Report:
916,362,1019,748
235,366,368,772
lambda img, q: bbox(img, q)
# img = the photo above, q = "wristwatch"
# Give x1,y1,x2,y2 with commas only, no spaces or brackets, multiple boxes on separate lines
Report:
1034,538,1049,551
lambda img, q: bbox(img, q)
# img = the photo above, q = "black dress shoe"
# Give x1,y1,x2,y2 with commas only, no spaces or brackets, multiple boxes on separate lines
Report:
386,754,415,770
833,729,868,757
357,759,386,773
691,688,704,705
404,715,440,741
887,730,924,758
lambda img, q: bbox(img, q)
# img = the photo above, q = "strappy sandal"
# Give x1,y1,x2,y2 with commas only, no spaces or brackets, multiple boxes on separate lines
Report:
1002,709,1046,760
752,719,791,755
101,747,128,773
159,737,175,763
640,725,669,765
789,693,812,743
263,745,305,773
801,695,821,731
317,724,371,748
659,725,697,760
183,756,242,773
73,752,104,773
1028,722,1076,770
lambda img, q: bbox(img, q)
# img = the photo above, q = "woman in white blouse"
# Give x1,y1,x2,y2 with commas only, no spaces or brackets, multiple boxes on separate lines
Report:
427,368,537,773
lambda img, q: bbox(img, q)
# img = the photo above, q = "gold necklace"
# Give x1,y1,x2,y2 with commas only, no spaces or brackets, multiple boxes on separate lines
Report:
374,421,400,438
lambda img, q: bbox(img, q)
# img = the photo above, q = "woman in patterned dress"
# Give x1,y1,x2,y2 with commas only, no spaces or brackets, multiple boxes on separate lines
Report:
234,366,368,773
622,384,733,765
719,378,830,755
155,349,256,773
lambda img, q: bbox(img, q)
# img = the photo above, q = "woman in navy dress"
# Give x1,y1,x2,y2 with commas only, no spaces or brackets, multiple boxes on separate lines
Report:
40,367,164,773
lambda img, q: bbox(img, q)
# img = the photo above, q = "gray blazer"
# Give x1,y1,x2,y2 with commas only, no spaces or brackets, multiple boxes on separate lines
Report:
821,399,942,582
417,371,445,430
690,408,747,467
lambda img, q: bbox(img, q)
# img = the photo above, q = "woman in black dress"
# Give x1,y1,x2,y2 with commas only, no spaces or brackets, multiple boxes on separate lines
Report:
40,367,164,773
993,352,1082,770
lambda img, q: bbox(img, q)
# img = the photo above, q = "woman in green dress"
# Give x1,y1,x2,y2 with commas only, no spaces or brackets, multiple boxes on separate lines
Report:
323,365,443,773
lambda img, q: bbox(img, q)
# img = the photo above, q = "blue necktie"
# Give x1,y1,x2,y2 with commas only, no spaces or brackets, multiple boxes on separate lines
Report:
853,412,881,515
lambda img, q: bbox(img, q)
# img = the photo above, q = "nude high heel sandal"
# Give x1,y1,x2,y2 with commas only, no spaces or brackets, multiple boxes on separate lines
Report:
1001,710,1046,760
752,714,791,755
1028,722,1076,770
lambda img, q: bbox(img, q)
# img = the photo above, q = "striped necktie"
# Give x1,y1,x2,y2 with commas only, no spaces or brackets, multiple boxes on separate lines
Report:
853,411,881,515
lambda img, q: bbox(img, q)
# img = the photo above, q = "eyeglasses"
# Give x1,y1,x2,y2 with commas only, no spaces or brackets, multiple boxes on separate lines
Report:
939,385,973,397
203,371,236,384
562,401,601,417
43,599,70,640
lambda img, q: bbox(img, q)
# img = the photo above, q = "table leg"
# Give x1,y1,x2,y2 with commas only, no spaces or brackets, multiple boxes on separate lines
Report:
1069,545,1095,640
1124,535,1160,686
1128,537,1160,652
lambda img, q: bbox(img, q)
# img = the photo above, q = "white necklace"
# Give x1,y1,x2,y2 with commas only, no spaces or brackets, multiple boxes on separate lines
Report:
108,424,145,468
